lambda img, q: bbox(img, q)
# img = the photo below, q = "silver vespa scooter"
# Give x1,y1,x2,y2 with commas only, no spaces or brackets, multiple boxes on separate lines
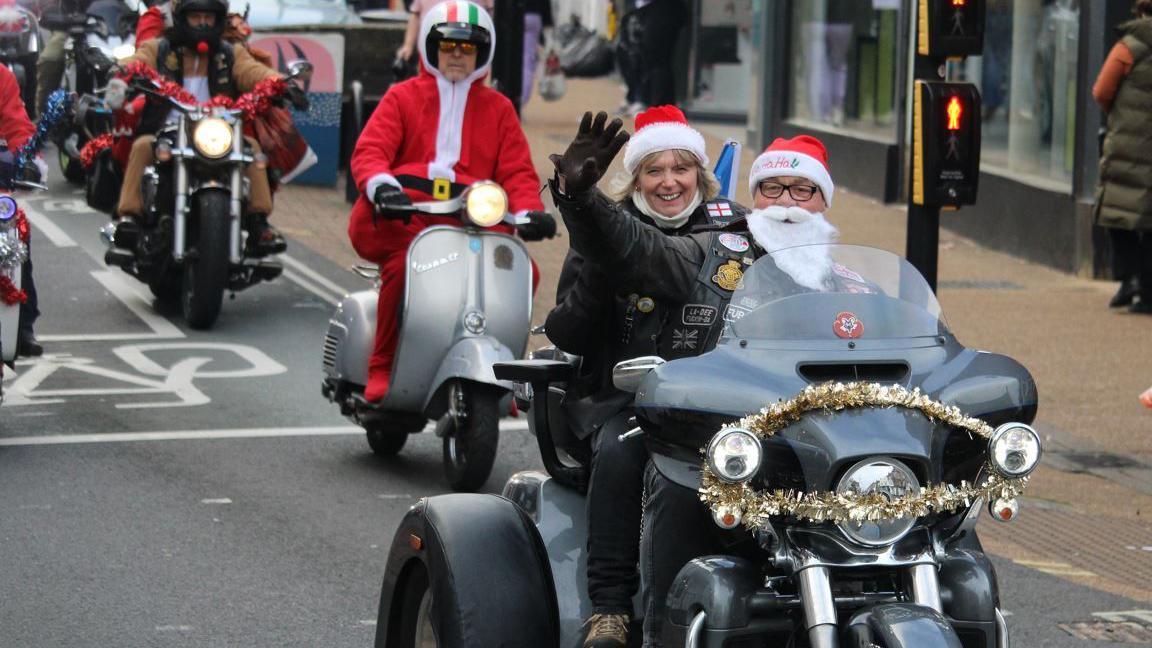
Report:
322,181,540,491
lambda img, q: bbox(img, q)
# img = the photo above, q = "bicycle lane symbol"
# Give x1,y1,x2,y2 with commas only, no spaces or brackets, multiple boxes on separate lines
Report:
4,342,288,409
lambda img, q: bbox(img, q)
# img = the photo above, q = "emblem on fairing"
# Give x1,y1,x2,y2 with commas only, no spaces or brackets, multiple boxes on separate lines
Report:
833,311,864,339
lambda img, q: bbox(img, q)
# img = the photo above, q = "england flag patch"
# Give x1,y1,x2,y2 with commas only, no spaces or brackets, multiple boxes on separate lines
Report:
706,201,734,220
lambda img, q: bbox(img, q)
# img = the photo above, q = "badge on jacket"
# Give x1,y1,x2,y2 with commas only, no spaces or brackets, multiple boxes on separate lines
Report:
712,260,744,291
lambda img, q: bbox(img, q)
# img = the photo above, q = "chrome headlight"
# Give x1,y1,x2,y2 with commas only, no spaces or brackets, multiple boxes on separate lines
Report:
706,428,762,484
464,182,507,228
835,458,919,547
112,43,136,60
192,118,233,159
988,423,1041,478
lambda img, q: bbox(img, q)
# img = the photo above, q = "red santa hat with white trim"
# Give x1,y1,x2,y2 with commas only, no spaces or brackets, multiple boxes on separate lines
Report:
748,135,835,207
622,105,709,174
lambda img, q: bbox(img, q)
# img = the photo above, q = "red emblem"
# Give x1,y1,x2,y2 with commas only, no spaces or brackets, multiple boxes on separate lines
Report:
833,311,864,339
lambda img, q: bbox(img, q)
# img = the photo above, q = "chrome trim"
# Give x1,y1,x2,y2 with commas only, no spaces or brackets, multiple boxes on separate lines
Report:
228,118,243,264
611,356,666,393
988,422,1042,478
685,611,706,648
617,427,644,443
173,119,188,260
910,563,943,613
787,527,936,570
798,566,836,640
995,607,1010,648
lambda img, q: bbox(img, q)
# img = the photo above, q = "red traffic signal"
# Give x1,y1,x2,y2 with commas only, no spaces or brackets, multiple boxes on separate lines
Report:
918,0,985,58
912,81,982,207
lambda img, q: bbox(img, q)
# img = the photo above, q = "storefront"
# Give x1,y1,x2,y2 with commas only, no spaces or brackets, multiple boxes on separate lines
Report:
687,0,1116,274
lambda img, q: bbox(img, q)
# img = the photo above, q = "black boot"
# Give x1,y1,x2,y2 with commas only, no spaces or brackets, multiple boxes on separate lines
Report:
16,331,42,357
247,214,287,256
112,218,140,249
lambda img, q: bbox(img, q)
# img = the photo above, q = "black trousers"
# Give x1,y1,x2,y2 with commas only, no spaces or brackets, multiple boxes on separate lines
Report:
640,1,686,107
1110,228,1152,294
586,409,649,615
18,246,38,338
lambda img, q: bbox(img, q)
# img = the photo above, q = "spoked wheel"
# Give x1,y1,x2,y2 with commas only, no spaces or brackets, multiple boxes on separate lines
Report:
182,191,230,329
440,382,501,492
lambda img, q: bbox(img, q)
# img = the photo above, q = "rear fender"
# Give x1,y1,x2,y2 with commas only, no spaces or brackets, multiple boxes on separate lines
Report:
321,289,376,384
845,603,964,647
374,493,558,648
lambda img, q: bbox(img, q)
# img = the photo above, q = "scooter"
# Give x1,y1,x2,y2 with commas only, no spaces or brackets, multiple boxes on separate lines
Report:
0,0,42,117
0,149,46,403
373,244,1041,647
321,181,554,491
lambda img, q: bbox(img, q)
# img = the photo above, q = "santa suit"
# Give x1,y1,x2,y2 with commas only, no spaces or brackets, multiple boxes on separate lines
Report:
0,66,34,151
348,1,543,402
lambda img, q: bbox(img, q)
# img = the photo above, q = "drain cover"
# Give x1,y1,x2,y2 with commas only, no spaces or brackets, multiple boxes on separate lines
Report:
1059,622,1152,643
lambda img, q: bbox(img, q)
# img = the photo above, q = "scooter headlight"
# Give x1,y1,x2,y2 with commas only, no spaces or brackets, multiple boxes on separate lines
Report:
835,458,919,547
112,43,136,60
192,118,233,159
988,423,1042,478
706,428,762,484
464,182,507,228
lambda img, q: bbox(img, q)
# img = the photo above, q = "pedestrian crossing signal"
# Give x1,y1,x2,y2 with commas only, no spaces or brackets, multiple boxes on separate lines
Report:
918,0,985,58
912,81,981,207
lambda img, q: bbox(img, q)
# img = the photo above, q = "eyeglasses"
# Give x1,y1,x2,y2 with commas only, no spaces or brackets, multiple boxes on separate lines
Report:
758,181,820,202
438,40,478,54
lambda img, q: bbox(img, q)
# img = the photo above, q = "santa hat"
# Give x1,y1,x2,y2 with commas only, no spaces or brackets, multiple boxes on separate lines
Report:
748,135,834,207
623,105,709,175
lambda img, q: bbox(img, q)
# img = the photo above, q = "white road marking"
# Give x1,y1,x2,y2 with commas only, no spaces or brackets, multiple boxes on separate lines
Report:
22,202,78,248
89,271,184,339
358,620,378,626
282,267,340,305
200,498,233,504
154,625,194,632
1014,559,1097,578
0,420,533,445
1093,610,1152,624
378,493,413,500
282,254,350,298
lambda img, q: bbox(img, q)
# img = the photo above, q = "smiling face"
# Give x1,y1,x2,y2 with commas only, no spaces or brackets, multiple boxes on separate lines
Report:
637,150,700,218
437,41,479,82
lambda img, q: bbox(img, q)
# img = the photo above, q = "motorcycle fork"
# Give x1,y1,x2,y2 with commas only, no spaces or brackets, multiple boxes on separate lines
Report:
228,119,243,265
173,125,189,261
797,563,944,647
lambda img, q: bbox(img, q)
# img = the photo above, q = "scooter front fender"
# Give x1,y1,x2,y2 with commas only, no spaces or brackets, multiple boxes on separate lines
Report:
423,337,515,418
1,266,22,364
845,603,964,648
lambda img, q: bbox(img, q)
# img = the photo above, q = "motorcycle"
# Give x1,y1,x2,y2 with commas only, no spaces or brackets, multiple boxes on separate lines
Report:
320,182,555,492
0,0,42,117
0,148,46,403
372,244,1041,647
41,0,137,184
102,60,312,330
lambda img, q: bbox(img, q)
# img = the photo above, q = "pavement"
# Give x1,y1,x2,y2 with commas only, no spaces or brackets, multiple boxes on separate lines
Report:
270,76,1152,604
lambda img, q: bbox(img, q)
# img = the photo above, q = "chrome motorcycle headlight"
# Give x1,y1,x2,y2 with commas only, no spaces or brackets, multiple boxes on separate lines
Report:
706,428,762,484
835,458,920,547
112,43,136,60
192,118,233,159
988,423,1041,478
464,182,507,228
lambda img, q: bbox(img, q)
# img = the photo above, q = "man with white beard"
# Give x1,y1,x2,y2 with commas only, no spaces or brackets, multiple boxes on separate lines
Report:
744,134,842,291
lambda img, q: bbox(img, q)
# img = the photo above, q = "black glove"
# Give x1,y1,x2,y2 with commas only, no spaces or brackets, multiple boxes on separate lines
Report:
286,84,309,111
372,184,412,226
549,111,629,195
516,211,557,241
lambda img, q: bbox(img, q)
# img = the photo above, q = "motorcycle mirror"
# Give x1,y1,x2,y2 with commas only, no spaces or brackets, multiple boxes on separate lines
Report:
286,60,314,82
612,356,666,393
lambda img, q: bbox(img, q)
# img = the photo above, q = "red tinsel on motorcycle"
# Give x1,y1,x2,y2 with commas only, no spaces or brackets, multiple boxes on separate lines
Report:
14,204,28,244
79,133,115,169
115,62,289,121
0,275,26,305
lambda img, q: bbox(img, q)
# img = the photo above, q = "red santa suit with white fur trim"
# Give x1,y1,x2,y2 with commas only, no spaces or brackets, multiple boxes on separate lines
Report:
347,3,543,402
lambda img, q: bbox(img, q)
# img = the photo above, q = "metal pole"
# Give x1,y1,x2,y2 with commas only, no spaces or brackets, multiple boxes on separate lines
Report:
905,49,943,293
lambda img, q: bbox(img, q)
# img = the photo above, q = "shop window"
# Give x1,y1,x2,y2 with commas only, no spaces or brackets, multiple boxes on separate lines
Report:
961,0,1079,189
787,0,901,142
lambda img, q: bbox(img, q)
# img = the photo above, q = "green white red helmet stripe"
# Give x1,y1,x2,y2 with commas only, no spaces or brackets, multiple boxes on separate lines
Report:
444,1,480,24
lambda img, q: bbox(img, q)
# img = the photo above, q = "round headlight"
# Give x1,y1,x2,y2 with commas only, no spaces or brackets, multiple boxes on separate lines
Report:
112,43,136,60
464,182,507,228
192,118,233,159
706,428,762,484
835,458,919,547
988,423,1042,478
0,195,18,226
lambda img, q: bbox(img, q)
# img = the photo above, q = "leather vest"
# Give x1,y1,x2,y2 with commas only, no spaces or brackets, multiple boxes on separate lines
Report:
138,39,236,135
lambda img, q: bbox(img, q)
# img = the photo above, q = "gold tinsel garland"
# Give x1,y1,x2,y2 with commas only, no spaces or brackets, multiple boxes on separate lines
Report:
698,382,1029,530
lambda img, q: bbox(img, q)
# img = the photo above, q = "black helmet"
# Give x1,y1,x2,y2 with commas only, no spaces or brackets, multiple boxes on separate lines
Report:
171,0,227,48
422,1,493,70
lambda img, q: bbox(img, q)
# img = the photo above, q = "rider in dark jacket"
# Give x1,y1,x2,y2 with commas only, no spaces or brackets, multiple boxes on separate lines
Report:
544,106,747,648
550,118,843,645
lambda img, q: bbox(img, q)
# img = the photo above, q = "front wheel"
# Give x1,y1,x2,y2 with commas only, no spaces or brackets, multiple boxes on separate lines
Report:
182,191,231,329
440,384,501,492
58,144,85,185
366,426,409,456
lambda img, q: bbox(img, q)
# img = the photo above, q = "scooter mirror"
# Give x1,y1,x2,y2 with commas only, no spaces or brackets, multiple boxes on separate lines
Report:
286,59,314,83
612,356,666,393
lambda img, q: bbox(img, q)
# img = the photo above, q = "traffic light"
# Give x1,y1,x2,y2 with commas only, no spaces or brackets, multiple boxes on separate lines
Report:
918,0,986,58
912,81,981,207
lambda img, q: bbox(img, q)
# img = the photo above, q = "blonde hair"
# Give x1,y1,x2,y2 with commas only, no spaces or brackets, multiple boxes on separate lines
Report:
607,149,720,203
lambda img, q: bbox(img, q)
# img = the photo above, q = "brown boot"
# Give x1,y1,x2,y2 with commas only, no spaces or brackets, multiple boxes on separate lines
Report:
582,613,629,648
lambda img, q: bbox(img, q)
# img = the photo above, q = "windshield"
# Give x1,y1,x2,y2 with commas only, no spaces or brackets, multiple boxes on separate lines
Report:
720,244,946,341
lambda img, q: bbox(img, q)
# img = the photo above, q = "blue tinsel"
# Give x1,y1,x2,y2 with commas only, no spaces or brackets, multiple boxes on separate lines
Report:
15,90,71,170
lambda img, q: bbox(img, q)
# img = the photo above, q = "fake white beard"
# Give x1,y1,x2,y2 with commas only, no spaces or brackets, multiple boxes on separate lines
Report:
747,206,840,290
631,189,702,230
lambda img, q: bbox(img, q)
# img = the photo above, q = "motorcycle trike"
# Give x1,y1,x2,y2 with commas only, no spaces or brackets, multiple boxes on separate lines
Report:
372,244,1041,647
321,181,555,492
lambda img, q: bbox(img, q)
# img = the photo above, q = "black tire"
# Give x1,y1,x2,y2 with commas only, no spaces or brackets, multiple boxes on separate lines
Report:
58,145,85,185
441,384,501,492
375,494,558,648
182,191,231,329
366,425,409,456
